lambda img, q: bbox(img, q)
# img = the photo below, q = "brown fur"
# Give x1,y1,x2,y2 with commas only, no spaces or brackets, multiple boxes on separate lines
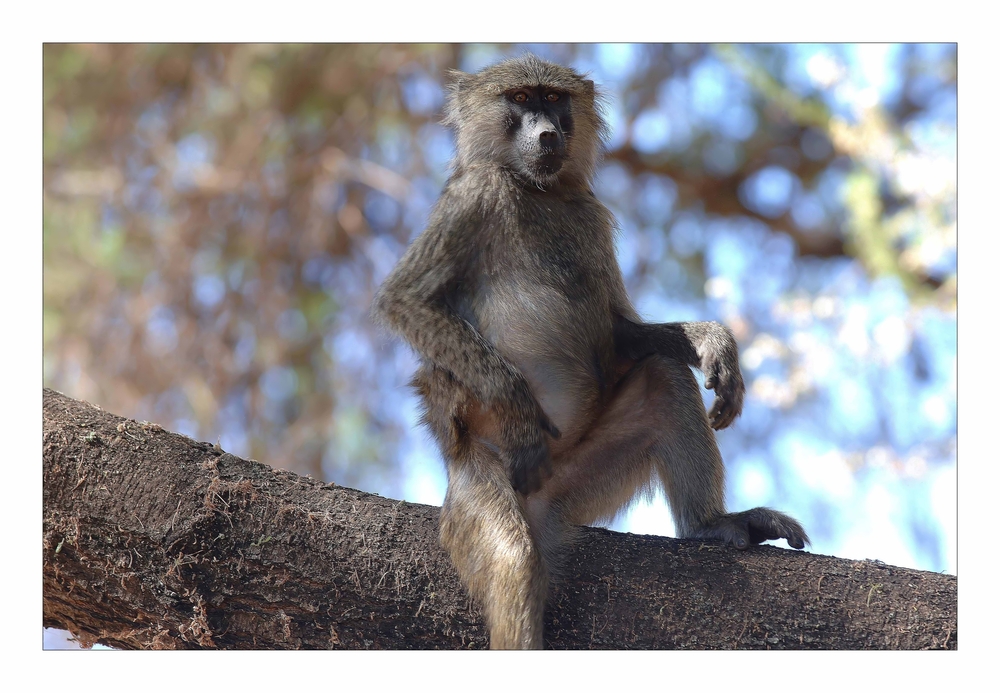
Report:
373,54,808,649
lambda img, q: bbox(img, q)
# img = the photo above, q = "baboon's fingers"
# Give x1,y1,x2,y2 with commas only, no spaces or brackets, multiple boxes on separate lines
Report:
744,508,810,549
697,508,809,551
708,397,737,430
705,366,743,430
507,439,552,495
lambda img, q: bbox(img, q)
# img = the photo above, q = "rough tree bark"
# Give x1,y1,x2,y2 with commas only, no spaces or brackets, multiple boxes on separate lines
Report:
42,388,956,650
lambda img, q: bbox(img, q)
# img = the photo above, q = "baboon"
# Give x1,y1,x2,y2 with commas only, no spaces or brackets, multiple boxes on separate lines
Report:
372,54,808,649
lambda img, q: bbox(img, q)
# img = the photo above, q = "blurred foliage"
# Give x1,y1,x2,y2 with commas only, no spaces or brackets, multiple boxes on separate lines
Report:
43,44,956,574
44,44,460,492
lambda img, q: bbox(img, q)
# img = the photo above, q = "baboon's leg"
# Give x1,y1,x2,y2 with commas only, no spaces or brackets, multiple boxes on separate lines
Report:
531,355,712,528
538,356,807,549
440,440,547,650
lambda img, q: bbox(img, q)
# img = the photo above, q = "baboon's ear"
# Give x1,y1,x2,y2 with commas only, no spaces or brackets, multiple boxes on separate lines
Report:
442,70,471,127
447,70,471,91
583,79,595,96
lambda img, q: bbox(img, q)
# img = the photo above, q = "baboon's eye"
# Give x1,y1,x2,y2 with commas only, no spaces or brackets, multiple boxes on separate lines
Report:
545,92,561,102
512,92,529,103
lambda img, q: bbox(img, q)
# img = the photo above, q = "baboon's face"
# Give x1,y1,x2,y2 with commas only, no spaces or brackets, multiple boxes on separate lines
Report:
503,86,574,184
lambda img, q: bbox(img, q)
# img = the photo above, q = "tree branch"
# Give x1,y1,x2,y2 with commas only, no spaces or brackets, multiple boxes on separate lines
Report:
42,388,956,649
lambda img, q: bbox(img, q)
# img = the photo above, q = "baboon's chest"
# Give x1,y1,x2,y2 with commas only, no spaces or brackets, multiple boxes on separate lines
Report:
474,222,609,345
473,229,613,433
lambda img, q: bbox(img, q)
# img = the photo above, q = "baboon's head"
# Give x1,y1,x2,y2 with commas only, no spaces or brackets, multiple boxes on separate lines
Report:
444,54,609,188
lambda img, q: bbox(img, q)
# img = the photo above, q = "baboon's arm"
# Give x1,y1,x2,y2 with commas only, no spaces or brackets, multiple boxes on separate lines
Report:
372,194,537,410
613,316,745,430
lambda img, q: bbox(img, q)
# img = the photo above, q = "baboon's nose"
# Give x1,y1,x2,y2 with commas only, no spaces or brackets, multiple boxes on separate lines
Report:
538,129,559,149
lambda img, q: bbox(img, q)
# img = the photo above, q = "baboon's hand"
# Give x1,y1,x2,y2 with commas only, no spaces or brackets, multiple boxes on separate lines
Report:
505,434,551,495
696,508,809,550
701,327,745,430
501,387,561,495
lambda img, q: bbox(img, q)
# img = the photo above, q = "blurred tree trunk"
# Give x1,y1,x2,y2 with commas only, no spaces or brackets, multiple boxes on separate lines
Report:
42,388,956,650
